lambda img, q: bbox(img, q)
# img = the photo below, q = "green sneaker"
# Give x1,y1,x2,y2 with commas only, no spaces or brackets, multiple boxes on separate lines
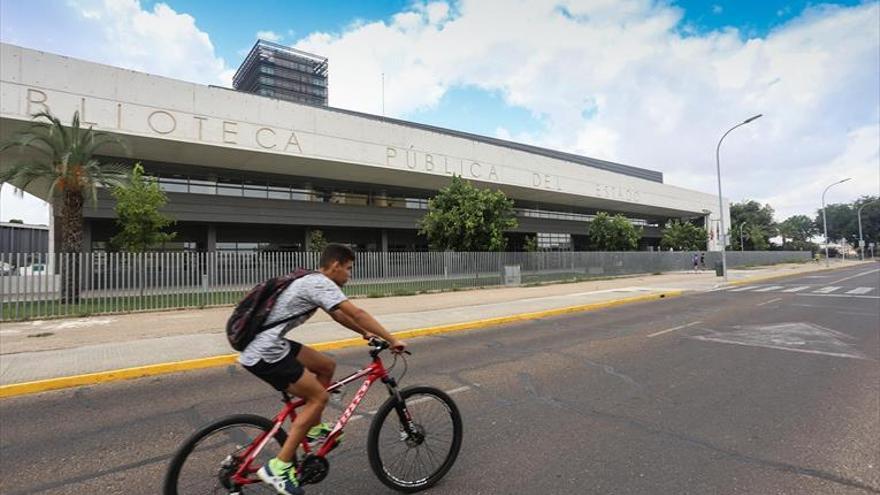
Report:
307,421,343,450
257,457,303,495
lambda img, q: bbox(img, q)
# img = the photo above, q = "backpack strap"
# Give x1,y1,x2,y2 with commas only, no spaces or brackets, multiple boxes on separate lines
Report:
258,308,317,332
256,269,321,331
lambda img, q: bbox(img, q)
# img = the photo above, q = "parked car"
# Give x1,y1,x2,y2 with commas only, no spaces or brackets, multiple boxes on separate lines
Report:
18,263,47,275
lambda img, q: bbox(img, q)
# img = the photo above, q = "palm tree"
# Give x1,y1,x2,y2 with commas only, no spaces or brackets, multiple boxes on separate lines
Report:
1,111,128,301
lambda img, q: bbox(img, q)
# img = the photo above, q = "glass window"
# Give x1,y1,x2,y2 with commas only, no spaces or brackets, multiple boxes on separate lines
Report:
217,180,243,197
537,233,572,251
243,181,268,199
159,177,188,193
268,185,290,200
291,188,312,201
189,179,216,195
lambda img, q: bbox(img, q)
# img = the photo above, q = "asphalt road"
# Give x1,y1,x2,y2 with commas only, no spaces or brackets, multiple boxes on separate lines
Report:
1,264,878,494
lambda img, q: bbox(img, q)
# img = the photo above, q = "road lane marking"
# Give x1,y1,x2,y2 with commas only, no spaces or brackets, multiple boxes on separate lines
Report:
730,286,760,292
647,321,702,338
845,287,874,295
690,338,869,360
828,268,880,284
813,286,841,294
753,285,784,292
757,298,782,306
782,286,810,292
689,322,868,360
798,293,880,299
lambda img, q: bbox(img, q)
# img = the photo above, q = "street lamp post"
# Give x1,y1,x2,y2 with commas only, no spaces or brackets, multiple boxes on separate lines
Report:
821,178,851,266
739,223,748,252
716,114,762,282
857,199,879,260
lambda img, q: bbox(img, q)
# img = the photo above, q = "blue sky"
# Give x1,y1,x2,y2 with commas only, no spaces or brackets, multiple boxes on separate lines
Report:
133,0,865,138
0,0,877,223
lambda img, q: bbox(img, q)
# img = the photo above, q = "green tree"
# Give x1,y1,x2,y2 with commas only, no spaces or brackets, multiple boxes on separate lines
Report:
1,111,128,301
523,235,539,253
817,196,880,247
308,229,328,252
110,164,176,252
588,212,642,251
419,175,517,251
8,219,24,224
853,196,880,248
778,214,819,250
660,220,708,251
730,200,777,250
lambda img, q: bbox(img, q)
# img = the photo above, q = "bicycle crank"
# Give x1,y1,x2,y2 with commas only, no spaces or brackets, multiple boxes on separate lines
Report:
298,454,330,485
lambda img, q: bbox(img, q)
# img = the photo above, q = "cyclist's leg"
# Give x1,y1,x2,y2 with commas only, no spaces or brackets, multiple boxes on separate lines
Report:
295,344,336,387
278,371,329,463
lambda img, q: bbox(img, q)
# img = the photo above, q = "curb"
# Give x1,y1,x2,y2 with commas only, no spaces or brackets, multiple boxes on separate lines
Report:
726,262,873,287
0,291,682,398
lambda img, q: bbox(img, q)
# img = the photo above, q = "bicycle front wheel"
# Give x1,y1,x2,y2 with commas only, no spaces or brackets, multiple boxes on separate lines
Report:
163,414,287,495
367,386,463,492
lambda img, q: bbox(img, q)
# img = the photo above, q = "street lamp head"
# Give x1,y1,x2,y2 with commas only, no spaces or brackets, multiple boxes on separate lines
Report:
743,114,763,124
837,177,852,185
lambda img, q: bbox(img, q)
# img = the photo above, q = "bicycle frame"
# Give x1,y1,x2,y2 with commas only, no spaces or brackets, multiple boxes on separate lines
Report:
229,353,407,486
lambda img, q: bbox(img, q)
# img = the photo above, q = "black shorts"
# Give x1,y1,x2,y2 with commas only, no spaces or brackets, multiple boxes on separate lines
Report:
243,341,305,391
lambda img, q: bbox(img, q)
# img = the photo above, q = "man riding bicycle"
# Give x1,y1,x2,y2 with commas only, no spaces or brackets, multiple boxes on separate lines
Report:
239,244,407,495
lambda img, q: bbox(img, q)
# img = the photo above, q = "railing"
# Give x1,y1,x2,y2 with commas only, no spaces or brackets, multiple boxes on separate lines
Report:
0,250,812,322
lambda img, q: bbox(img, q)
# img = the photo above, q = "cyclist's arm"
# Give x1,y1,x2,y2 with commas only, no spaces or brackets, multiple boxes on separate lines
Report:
329,301,406,350
328,304,369,337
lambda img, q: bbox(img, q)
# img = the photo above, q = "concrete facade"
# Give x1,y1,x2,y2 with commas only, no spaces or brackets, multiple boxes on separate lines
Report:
0,43,729,252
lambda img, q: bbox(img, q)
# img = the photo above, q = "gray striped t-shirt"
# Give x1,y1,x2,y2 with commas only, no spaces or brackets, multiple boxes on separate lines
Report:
238,273,347,366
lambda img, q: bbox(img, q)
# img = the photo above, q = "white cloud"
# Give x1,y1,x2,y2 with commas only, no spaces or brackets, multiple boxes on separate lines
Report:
256,30,283,42
293,0,879,220
2,0,231,86
712,5,723,14
1,0,235,221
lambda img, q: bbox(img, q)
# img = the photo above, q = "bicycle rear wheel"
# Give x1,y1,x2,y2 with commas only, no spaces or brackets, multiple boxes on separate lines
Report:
367,386,463,492
163,414,287,495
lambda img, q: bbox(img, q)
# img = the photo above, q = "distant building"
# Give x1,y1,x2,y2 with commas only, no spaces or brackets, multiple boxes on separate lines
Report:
1,221,49,254
233,39,328,106
0,43,729,253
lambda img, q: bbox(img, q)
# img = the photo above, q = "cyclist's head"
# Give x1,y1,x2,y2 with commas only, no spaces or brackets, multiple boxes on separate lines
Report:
319,243,356,286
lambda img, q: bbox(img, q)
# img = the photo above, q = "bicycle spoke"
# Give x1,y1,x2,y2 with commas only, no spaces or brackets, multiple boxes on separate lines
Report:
372,391,459,486
172,422,281,494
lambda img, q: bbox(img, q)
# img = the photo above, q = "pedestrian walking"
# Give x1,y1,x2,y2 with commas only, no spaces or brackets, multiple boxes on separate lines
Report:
692,253,699,273
700,252,706,271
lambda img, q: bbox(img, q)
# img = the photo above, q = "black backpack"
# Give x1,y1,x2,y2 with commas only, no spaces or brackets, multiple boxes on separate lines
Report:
226,268,316,351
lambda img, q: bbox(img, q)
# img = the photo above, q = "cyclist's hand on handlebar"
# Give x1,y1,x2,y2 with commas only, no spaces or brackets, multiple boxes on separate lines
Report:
389,338,407,354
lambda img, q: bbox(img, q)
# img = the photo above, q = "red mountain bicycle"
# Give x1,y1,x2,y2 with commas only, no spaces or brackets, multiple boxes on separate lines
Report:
163,338,463,494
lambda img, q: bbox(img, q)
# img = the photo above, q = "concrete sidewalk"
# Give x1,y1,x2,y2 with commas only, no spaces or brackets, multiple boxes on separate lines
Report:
0,260,870,390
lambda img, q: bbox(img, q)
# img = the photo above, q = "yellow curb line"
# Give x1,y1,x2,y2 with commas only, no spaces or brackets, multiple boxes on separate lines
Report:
0,291,681,399
727,262,874,287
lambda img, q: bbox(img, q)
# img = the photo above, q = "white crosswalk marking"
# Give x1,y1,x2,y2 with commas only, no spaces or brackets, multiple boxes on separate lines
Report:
730,286,760,292
813,286,841,294
782,286,810,293
753,285,784,292
845,287,874,295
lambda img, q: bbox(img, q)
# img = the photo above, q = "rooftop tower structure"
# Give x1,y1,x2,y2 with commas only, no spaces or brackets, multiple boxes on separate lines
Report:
233,39,328,105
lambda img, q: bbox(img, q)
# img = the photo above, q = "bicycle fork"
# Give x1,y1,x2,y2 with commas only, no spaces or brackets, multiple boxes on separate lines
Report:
383,377,423,443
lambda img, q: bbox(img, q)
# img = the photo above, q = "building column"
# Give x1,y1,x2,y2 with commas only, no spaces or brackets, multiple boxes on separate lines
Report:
381,229,389,252
206,224,217,252
82,220,92,252
304,227,312,251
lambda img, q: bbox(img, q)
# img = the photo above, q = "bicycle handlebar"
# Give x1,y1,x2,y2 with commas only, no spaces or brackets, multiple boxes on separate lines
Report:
367,337,411,355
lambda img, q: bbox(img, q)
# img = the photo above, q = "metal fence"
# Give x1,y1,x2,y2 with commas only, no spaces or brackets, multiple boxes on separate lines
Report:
0,250,811,321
